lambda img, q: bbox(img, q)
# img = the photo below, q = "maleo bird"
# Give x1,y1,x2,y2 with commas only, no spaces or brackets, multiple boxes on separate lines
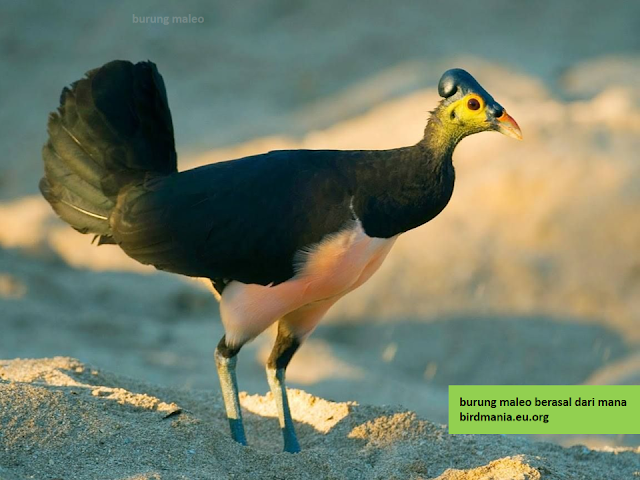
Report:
40,61,521,453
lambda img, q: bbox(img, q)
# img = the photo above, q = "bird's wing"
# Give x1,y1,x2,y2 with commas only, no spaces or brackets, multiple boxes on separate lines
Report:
111,150,356,286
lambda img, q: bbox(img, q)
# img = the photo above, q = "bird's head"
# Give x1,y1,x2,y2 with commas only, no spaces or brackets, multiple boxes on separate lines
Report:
426,68,522,148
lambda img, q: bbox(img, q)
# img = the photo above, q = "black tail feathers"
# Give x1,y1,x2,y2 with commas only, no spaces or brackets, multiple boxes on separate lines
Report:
40,60,177,242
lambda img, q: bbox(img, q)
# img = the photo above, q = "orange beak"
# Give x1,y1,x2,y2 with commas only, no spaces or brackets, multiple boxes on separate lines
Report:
495,111,522,140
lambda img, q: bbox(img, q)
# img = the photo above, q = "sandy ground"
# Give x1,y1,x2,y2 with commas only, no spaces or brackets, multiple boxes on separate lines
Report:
1,357,638,480
1,0,640,478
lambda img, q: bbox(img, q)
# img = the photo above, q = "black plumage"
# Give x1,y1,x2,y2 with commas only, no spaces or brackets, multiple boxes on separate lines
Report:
40,61,177,238
41,61,455,290
111,145,454,287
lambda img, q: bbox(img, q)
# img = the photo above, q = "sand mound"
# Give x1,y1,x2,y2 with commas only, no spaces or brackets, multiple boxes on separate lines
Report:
0,358,637,480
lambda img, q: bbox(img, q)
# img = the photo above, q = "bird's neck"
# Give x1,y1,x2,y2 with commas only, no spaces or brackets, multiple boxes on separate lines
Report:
421,101,467,158
352,135,456,238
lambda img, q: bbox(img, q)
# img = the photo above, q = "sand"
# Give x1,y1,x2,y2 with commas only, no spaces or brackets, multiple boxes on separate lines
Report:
1,0,640,477
1,357,638,480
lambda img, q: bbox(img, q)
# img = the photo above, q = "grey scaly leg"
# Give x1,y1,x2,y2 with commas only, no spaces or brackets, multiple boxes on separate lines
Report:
266,324,301,453
214,335,247,446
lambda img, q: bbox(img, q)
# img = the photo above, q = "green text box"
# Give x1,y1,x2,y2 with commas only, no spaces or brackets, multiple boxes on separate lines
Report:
448,385,640,434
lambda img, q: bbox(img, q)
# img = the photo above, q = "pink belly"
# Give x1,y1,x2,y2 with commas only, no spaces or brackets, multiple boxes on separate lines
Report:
220,222,397,346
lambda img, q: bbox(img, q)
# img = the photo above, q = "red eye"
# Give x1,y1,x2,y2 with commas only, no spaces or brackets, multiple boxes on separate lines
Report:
467,98,481,110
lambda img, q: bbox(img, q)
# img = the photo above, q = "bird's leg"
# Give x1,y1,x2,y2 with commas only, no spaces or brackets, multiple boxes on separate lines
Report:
266,323,302,453
214,335,247,446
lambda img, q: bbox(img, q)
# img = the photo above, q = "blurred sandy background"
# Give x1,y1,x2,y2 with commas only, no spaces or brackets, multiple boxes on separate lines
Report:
1,0,639,470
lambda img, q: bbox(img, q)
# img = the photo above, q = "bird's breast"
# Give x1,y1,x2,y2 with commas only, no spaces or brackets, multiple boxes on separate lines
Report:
294,220,396,301
219,220,396,345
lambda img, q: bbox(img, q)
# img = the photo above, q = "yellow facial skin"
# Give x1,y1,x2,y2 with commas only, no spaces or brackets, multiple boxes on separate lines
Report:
445,94,488,132
443,94,522,140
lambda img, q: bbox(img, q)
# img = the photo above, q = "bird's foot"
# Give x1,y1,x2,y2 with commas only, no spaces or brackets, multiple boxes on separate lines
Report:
228,418,248,446
283,431,301,453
